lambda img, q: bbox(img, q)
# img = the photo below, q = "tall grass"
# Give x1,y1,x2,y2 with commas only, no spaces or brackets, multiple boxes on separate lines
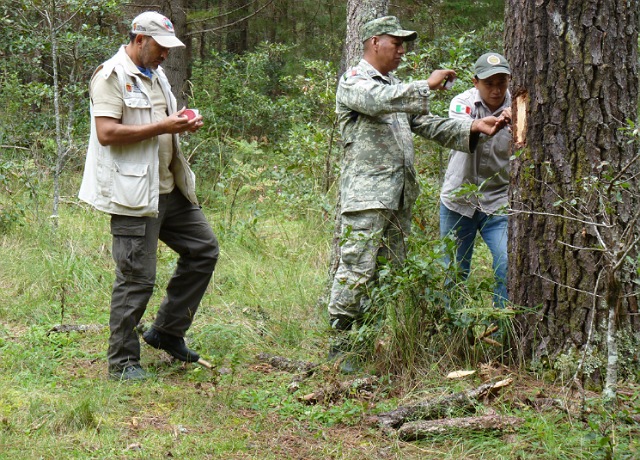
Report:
0,172,635,458
0,177,340,458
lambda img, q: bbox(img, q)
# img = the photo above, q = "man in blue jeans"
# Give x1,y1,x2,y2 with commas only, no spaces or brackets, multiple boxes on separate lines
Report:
440,52,512,308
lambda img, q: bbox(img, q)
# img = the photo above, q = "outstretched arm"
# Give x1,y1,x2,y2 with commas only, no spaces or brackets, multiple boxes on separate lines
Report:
470,114,510,136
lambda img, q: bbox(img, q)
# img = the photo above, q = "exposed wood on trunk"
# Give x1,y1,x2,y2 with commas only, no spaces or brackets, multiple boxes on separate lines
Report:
513,90,528,147
397,415,525,441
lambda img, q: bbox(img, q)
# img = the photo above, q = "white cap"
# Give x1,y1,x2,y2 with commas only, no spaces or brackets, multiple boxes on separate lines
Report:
131,11,185,48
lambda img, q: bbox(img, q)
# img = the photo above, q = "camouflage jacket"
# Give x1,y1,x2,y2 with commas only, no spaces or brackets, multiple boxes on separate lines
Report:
336,59,474,213
441,87,512,217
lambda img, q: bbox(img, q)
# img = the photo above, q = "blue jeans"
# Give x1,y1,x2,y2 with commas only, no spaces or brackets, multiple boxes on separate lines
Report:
439,202,508,308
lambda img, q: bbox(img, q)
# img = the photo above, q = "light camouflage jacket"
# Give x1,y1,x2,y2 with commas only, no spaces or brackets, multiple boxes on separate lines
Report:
336,59,474,213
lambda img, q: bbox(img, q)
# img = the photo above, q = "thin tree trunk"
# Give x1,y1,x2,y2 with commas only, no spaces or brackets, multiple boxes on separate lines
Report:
603,272,621,400
47,1,62,228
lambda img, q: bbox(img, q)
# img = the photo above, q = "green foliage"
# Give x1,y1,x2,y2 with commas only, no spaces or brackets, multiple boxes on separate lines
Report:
337,225,517,384
0,0,121,175
400,23,504,116
0,73,52,150
3,3,639,458
190,43,295,141
188,51,338,221
0,157,40,233
402,0,505,37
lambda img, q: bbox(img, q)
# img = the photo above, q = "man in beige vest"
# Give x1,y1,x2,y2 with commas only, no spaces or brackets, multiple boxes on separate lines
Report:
79,12,219,381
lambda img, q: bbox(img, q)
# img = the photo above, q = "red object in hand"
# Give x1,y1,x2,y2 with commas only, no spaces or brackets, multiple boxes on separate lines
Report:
183,109,199,120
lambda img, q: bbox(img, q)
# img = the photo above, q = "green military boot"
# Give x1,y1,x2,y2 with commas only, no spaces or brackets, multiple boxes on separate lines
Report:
327,315,360,374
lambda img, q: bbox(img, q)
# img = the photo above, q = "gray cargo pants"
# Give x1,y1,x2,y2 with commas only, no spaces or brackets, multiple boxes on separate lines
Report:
327,206,410,325
108,188,219,370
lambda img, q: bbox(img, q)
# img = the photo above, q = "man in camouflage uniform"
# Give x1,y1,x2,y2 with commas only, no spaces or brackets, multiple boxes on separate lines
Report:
328,16,508,371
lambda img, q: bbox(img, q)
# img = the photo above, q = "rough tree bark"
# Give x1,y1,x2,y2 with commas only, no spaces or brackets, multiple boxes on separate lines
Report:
505,1,639,379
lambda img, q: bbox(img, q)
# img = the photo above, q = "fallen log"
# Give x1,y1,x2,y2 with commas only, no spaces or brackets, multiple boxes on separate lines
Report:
397,415,525,441
48,324,105,335
373,378,513,430
255,353,318,373
299,376,378,404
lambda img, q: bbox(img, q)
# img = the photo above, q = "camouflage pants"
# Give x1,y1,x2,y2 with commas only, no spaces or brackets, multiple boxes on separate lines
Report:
328,206,411,323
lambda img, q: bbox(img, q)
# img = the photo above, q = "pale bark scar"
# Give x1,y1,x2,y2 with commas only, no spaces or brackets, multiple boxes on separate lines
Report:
514,90,529,147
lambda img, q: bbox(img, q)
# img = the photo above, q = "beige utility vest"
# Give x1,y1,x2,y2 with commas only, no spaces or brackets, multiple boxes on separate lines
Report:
79,46,197,217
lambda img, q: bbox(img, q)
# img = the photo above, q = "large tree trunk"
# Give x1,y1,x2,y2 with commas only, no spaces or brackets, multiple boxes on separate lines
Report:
505,1,639,376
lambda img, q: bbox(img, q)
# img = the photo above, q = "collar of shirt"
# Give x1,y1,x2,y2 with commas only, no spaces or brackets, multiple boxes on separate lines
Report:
360,58,394,84
136,65,154,79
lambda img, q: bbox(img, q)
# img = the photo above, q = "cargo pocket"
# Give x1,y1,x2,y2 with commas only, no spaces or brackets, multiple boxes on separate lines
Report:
110,216,149,279
112,162,149,209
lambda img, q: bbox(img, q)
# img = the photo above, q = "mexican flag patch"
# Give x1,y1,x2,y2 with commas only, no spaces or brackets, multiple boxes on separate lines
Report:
455,104,471,114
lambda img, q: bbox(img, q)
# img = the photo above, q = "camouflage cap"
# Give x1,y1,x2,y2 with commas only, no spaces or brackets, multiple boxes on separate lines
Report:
474,52,511,79
360,16,417,42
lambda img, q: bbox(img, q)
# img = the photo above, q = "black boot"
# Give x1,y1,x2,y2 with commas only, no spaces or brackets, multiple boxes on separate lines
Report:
142,327,200,363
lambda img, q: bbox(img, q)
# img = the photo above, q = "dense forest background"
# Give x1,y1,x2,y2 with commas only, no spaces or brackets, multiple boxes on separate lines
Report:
0,0,505,227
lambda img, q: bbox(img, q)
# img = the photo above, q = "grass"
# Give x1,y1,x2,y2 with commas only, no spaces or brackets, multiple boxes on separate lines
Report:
1,181,640,459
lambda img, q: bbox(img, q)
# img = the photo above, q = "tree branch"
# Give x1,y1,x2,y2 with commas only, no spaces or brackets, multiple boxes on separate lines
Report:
186,0,276,36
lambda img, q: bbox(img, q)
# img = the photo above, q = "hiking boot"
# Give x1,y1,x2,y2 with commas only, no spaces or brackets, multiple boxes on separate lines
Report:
142,327,200,363
328,344,360,374
327,329,360,374
109,364,149,381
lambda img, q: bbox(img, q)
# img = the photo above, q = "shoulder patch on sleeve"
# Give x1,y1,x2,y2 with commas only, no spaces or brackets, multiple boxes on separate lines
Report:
418,87,429,97
454,104,472,115
343,68,360,80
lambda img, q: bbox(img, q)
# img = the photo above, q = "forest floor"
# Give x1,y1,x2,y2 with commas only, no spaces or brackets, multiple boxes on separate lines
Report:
1,199,640,459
